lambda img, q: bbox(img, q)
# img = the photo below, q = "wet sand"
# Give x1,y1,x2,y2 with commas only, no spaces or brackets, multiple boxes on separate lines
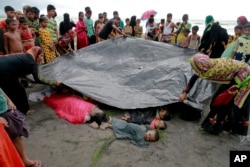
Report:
24,84,250,167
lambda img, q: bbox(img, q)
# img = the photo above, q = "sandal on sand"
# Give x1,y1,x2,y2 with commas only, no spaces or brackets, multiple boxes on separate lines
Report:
26,160,42,167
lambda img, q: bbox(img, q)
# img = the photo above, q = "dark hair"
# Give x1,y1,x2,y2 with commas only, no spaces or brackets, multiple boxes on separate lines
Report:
113,11,118,15
78,12,83,18
53,11,57,18
125,18,130,22
26,7,34,14
39,16,48,23
88,113,107,126
4,6,15,13
154,130,160,141
244,22,250,29
159,106,172,121
40,14,45,17
114,16,120,21
182,14,189,20
234,25,243,31
47,4,56,11
103,12,107,15
86,9,92,14
19,17,27,24
31,7,40,14
159,121,167,130
160,19,165,23
98,13,103,18
167,13,172,17
192,25,199,31
85,7,90,11
5,18,15,25
148,17,154,24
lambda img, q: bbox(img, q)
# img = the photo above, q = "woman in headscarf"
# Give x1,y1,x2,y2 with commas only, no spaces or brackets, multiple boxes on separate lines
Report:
198,15,228,58
0,46,60,114
237,16,248,27
59,13,76,50
179,54,250,137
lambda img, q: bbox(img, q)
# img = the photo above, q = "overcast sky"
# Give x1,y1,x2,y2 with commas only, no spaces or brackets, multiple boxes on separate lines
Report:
0,0,249,21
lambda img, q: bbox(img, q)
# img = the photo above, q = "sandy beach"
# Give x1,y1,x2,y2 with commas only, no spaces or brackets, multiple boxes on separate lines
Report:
23,84,250,167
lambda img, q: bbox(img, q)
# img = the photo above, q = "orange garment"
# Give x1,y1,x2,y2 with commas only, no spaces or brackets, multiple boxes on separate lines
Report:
0,124,25,167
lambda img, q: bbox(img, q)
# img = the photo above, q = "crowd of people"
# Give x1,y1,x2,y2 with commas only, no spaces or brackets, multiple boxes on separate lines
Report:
0,3,250,166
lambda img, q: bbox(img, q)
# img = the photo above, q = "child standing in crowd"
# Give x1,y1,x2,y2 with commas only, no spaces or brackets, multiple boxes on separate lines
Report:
85,9,96,44
4,18,23,54
15,10,23,27
39,16,56,63
26,7,40,47
145,17,157,40
0,6,16,33
188,25,200,50
95,14,105,42
101,117,159,147
46,4,58,44
232,22,250,65
19,17,35,52
161,13,178,43
123,18,132,36
134,19,143,38
176,14,191,46
179,28,190,48
76,12,89,49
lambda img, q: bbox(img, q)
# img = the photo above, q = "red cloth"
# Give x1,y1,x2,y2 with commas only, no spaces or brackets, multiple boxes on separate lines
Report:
19,28,35,52
0,124,25,167
44,94,94,124
76,20,89,50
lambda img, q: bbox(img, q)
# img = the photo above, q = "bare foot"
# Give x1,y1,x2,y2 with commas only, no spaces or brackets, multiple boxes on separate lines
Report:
88,121,99,129
25,159,42,167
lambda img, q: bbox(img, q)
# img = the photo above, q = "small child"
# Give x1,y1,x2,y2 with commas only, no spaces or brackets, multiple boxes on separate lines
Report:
226,35,234,48
134,19,143,38
123,18,132,36
179,28,190,48
26,7,40,47
233,25,243,41
232,22,250,64
95,14,105,42
0,6,16,33
188,26,200,50
121,106,170,130
19,17,35,52
4,18,23,54
38,16,56,63
145,17,157,40
102,117,159,147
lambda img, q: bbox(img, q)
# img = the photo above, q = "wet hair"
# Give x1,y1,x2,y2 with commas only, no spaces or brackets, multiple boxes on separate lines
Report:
47,4,56,11
4,6,15,13
167,13,172,17
39,16,48,23
234,25,243,31
244,22,250,29
159,121,167,130
5,18,15,25
160,19,165,24
19,17,27,24
148,17,154,24
192,25,199,31
125,18,130,22
88,113,107,126
159,106,172,121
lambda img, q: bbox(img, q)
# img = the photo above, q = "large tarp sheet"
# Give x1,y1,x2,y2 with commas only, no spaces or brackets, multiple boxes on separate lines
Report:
40,37,217,110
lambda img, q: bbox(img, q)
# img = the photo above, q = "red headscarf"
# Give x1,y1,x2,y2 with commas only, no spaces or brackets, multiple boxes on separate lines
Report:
237,16,248,26
26,46,43,63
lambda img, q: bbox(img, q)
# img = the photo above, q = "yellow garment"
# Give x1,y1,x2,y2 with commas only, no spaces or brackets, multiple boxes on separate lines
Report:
39,27,56,63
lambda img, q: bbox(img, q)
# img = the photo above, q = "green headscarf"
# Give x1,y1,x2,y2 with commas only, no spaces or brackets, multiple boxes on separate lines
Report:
205,15,214,26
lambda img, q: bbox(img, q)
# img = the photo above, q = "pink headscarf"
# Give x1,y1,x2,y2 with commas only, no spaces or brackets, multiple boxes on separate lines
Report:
237,16,248,26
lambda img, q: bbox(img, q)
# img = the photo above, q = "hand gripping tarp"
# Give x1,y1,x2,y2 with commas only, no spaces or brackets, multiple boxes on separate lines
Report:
40,37,216,110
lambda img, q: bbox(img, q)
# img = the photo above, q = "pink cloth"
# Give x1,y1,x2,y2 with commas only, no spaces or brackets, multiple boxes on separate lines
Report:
76,20,89,50
44,94,94,124
150,119,155,129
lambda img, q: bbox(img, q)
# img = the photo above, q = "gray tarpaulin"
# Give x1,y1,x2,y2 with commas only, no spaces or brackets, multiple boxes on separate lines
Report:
40,37,217,110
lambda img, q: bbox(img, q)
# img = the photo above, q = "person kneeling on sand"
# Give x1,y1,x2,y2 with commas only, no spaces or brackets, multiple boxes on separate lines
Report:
101,117,159,147
0,88,42,167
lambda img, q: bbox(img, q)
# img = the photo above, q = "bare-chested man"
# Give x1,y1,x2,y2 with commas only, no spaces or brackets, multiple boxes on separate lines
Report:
4,18,23,54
